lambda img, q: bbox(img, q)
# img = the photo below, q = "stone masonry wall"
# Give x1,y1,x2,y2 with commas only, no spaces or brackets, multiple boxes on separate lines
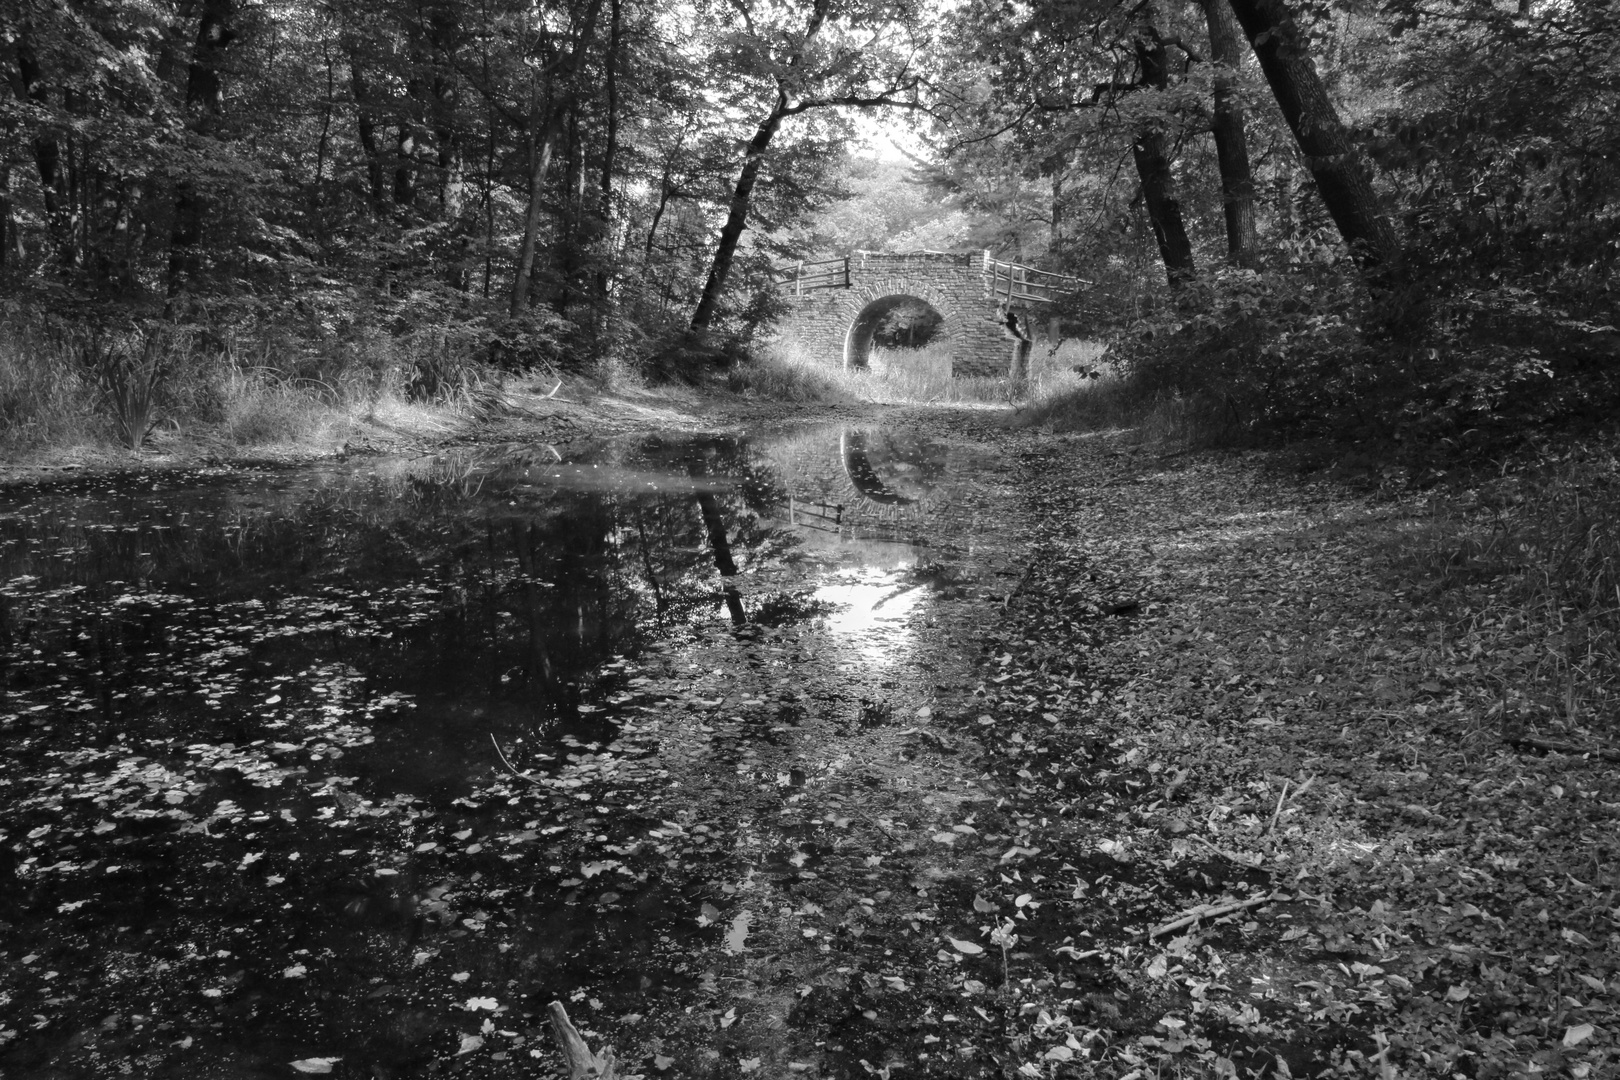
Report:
775,251,1023,378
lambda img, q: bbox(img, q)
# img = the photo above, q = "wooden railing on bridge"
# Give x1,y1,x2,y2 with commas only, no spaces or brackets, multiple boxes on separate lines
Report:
984,258,1088,304
774,256,852,295
772,250,1088,303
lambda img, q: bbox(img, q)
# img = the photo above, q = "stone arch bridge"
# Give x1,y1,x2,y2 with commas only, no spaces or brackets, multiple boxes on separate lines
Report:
772,250,1085,377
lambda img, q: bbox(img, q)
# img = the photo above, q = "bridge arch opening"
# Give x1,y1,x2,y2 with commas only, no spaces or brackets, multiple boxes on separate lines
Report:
843,295,945,371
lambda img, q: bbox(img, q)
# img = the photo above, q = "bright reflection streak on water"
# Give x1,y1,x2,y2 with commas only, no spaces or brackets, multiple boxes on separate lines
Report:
814,566,927,665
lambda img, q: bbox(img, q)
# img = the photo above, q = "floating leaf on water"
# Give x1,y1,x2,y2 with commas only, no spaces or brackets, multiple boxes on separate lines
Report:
289,1058,339,1074
456,1034,485,1055
698,902,722,927
283,965,307,979
451,971,471,983
947,937,984,955
464,997,498,1011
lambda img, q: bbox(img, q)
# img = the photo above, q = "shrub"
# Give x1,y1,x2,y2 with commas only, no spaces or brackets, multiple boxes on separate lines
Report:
1031,266,1620,456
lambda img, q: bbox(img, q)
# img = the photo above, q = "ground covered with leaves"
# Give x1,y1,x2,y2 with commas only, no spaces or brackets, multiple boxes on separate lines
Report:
960,430,1620,1079
2,410,1616,1080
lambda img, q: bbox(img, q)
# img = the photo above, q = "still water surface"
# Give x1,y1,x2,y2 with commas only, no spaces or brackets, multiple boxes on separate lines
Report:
0,423,1012,1077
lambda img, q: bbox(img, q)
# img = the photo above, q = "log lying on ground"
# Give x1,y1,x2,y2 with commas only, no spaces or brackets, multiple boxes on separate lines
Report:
548,1000,617,1079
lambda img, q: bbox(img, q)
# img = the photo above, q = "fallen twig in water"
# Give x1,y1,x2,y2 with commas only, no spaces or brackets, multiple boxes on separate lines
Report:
489,733,545,788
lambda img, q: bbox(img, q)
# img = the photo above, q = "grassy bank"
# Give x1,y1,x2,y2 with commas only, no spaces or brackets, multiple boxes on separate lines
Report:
0,316,513,466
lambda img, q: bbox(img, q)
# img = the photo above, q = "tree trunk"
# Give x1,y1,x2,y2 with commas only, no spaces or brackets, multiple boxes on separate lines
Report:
509,0,607,316
15,34,71,264
1222,0,1399,270
688,104,788,331
551,103,585,314
1274,168,1294,241
167,0,236,295
644,173,673,258
1130,15,1197,287
689,0,832,333
393,123,416,206
427,3,462,219
509,113,565,316
347,51,387,212
0,162,13,271
596,0,622,304
1199,0,1258,266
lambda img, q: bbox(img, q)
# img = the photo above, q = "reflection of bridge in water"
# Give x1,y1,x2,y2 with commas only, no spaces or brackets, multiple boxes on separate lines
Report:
765,428,947,553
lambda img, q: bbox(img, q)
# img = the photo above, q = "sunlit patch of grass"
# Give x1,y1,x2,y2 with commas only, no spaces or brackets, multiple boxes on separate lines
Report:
218,366,352,447
726,346,852,403
0,307,505,459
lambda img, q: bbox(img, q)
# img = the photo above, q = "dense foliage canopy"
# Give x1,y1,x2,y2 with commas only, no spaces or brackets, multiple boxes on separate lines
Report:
2,0,1616,434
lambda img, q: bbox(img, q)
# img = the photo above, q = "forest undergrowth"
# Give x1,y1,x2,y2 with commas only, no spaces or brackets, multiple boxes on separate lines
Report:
955,428,1620,1078
0,311,520,463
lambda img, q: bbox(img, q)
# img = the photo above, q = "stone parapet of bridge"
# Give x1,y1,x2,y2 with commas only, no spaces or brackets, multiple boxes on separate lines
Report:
771,250,1082,378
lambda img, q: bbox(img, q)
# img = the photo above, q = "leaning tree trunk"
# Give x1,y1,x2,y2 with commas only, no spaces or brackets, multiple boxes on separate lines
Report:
689,0,832,333
1200,0,1258,266
1222,0,1398,271
688,103,789,332
1130,14,1197,288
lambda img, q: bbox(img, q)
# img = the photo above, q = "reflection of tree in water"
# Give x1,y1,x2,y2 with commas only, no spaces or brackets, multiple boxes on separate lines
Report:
0,435,816,785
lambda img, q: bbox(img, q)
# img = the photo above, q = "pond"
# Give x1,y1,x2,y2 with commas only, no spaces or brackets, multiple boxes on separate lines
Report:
0,422,1022,1078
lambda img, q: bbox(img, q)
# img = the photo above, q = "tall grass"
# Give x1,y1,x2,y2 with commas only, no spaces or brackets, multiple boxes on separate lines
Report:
0,309,505,460
0,321,99,455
